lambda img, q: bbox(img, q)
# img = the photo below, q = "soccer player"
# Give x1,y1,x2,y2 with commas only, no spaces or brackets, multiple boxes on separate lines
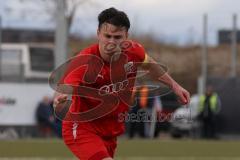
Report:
53,7,190,160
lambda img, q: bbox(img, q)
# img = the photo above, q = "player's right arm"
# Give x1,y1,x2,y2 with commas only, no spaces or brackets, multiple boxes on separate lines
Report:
52,52,87,109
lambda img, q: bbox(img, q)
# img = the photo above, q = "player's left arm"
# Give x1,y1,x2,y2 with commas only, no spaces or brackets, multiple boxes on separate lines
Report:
141,54,190,105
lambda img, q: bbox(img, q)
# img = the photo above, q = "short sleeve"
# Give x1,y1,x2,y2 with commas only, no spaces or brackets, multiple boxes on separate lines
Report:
130,42,146,62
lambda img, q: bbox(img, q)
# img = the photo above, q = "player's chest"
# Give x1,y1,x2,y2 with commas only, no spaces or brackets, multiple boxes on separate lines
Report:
92,59,137,88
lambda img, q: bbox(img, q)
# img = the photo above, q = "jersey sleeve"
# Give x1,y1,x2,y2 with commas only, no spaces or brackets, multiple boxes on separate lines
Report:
59,50,89,86
131,42,146,63
62,46,102,86
63,59,87,86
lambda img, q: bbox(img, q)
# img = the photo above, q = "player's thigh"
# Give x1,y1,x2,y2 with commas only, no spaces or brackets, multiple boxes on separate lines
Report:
63,129,109,159
65,135,109,160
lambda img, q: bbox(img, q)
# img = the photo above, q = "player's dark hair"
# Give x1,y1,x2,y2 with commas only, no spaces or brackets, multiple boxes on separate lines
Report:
98,7,130,31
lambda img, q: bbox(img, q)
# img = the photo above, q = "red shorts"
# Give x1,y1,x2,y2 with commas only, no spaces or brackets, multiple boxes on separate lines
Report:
62,122,117,160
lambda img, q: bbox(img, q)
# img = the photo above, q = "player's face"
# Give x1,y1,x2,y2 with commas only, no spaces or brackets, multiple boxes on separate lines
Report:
97,23,128,61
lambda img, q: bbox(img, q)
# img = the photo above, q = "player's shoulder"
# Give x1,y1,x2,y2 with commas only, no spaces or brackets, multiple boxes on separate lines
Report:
75,44,99,56
127,40,145,62
129,41,144,51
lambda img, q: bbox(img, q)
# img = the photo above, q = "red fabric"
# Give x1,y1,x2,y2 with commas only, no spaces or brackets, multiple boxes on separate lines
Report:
61,41,145,159
89,151,109,160
62,122,117,160
62,41,145,138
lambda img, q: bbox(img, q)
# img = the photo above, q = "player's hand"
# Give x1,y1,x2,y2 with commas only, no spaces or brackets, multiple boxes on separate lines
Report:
53,93,68,109
172,83,190,105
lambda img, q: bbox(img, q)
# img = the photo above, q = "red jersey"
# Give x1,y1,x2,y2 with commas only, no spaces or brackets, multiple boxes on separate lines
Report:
62,41,145,138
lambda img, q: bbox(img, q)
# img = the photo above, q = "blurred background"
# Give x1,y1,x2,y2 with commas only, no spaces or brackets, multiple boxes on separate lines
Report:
0,0,240,159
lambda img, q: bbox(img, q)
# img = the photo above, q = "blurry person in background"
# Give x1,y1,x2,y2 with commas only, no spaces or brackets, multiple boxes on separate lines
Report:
49,100,63,138
154,92,180,138
128,85,154,138
35,96,56,137
198,85,221,139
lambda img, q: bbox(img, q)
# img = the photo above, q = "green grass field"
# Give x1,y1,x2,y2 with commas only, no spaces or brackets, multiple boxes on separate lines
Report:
0,138,240,160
